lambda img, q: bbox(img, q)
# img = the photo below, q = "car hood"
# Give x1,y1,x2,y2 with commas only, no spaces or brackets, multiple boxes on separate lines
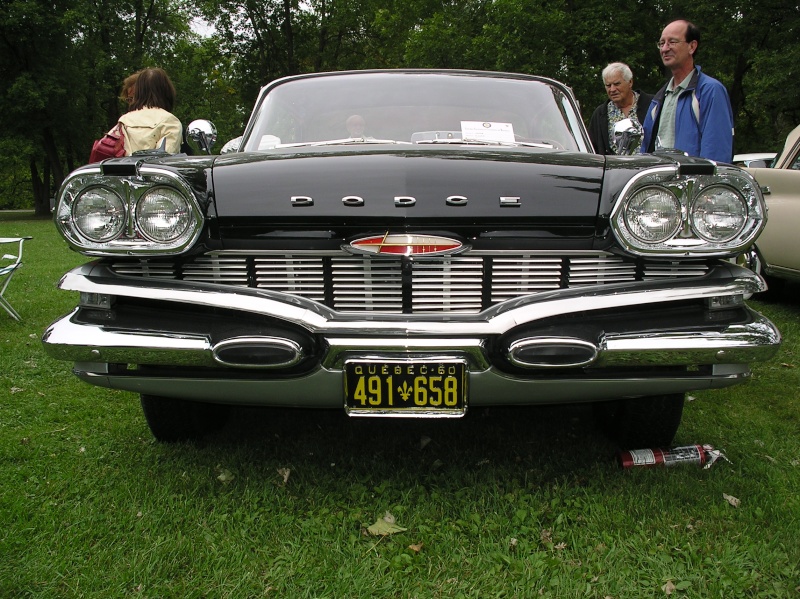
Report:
210,146,607,225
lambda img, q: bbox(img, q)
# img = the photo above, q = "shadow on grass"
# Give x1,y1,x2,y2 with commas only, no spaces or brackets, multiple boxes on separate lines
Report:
185,402,622,488
754,278,800,306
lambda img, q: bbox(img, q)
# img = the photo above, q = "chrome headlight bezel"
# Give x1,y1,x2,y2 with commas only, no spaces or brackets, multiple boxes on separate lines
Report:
611,165,766,257
55,165,204,256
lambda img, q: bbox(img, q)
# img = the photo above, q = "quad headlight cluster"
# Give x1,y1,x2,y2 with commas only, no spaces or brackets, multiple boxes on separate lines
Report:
56,165,203,255
611,165,766,256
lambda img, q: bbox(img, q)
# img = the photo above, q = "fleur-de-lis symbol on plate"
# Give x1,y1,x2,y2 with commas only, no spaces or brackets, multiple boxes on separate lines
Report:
398,381,412,401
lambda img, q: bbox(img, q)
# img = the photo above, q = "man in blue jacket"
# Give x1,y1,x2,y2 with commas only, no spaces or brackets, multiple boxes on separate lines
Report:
642,20,734,163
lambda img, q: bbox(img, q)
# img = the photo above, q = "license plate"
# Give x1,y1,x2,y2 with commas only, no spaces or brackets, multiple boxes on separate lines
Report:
344,359,467,416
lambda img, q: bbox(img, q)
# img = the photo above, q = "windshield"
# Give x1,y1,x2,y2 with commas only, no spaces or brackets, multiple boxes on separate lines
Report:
241,72,590,152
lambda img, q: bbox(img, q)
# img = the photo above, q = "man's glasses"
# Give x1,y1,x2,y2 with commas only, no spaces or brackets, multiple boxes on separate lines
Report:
657,39,687,49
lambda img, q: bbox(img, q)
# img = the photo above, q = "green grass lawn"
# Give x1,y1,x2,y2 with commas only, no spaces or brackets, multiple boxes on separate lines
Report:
1,214,798,598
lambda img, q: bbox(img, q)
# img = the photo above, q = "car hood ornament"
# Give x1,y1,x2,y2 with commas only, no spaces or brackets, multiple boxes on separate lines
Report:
345,233,465,256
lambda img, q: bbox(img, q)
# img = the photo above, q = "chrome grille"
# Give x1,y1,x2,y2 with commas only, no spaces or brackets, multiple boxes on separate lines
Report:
255,256,325,301
331,257,402,312
110,251,709,314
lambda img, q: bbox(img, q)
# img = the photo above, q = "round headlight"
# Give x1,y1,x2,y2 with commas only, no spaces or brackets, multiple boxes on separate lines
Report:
624,186,682,243
72,187,126,242
691,186,747,242
136,187,192,242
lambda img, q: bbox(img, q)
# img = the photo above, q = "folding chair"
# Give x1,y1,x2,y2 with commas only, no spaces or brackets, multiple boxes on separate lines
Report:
0,236,32,321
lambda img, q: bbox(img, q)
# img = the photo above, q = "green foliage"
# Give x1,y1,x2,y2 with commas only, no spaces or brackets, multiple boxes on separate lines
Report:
1,216,799,597
2,0,800,211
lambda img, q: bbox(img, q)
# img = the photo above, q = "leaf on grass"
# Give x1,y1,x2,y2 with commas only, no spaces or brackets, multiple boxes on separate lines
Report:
662,580,676,595
277,467,290,484
554,541,567,550
540,529,553,544
10,387,23,394
780,362,794,368
367,511,407,536
215,465,235,484
419,436,431,450
723,493,740,508
408,542,424,553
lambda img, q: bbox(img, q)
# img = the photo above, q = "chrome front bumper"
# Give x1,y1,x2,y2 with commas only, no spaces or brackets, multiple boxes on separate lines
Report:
42,261,781,407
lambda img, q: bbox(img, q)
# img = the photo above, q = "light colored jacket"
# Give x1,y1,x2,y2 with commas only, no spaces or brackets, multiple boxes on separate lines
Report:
118,107,182,155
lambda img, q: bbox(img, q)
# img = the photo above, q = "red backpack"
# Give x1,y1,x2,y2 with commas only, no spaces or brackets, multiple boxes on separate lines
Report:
89,123,126,163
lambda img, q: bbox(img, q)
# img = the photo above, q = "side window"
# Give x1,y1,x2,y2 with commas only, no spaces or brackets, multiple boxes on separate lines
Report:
790,152,800,170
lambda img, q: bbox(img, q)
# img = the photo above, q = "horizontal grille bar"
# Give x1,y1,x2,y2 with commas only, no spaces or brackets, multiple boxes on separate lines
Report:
110,251,709,314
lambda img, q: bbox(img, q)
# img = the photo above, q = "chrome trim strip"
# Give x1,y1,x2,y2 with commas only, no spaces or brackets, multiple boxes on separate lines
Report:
323,339,489,370
500,196,521,207
42,310,214,366
597,315,781,365
42,310,780,369
71,364,752,408
763,263,800,283
55,262,766,337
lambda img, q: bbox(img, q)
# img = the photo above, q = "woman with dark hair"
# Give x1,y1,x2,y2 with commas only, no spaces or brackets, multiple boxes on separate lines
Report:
118,67,182,155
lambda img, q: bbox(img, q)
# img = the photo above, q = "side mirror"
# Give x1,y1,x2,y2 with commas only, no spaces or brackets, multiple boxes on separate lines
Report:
613,118,643,156
186,119,218,155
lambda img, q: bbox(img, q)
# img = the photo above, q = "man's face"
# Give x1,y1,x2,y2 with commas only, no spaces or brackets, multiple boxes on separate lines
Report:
658,21,696,71
604,72,633,106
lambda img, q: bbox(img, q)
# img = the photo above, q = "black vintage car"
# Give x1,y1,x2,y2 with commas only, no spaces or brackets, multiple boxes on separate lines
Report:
44,70,780,447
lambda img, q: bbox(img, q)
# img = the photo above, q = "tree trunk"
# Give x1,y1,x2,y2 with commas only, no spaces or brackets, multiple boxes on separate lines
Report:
29,159,50,216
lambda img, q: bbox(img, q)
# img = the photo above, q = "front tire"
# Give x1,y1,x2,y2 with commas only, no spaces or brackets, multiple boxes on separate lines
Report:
593,393,685,449
140,394,232,442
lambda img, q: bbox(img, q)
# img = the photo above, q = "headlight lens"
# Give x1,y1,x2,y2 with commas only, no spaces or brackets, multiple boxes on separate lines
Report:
72,187,125,242
691,186,747,242
136,187,192,242
624,186,682,243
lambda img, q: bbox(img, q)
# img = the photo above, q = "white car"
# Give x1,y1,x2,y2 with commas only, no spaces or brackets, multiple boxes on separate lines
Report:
744,125,800,287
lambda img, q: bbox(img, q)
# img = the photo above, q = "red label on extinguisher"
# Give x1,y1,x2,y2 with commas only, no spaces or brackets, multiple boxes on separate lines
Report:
618,444,726,469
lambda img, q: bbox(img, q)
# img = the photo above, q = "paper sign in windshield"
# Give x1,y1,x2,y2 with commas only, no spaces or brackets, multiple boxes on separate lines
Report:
461,121,515,143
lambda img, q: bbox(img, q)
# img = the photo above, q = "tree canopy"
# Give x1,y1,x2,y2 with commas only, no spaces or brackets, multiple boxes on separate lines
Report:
2,0,799,213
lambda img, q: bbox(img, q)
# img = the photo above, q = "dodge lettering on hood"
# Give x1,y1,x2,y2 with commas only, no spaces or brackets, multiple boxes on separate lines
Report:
44,70,781,447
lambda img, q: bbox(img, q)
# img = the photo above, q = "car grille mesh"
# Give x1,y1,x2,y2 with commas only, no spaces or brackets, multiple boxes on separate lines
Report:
110,251,709,314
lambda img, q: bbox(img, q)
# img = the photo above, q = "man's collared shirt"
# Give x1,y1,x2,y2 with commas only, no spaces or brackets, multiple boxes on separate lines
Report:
657,71,693,150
